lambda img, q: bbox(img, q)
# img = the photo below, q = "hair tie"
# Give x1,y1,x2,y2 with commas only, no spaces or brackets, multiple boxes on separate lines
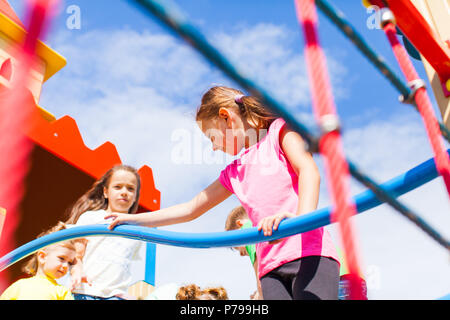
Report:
234,95,244,104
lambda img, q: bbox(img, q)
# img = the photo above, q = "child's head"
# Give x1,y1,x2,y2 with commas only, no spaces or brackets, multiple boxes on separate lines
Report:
225,205,250,231
225,205,251,257
66,164,141,224
199,287,229,300
176,284,228,300
175,284,200,300
22,222,77,280
196,86,277,155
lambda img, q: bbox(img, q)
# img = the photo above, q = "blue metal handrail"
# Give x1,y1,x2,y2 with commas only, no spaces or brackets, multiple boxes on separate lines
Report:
1,150,448,272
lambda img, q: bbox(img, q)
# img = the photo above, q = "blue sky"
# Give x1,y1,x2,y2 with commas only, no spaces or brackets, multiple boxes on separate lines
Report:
8,0,450,299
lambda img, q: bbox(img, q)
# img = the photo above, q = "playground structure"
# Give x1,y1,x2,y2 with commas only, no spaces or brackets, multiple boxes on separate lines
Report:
0,0,449,299
0,0,160,292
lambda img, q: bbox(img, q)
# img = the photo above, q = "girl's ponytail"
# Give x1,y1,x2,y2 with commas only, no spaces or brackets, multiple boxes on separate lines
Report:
196,86,277,130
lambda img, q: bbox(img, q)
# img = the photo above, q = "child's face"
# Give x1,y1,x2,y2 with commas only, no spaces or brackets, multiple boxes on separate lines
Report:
38,246,76,280
232,218,250,256
199,116,247,156
104,169,138,213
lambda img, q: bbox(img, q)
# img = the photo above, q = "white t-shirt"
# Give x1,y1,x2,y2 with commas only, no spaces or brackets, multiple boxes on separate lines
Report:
72,210,143,298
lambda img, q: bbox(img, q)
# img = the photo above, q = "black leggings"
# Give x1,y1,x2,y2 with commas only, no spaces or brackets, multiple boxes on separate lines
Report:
260,256,339,300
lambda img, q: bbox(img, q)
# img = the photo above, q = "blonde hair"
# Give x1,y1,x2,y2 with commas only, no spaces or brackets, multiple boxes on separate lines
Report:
65,164,141,224
225,205,249,231
176,284,228,300
196,86,277,130
22,222,77,276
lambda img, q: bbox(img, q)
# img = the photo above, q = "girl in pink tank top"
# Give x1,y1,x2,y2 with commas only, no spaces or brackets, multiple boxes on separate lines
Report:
107,86,340,300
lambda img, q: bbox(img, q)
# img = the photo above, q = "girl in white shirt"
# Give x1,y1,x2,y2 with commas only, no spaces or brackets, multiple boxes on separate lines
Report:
65,165,143,300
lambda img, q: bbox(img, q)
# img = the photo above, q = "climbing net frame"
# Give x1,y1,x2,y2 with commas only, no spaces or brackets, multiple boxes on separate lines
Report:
125,0,450,247
1,0,450,299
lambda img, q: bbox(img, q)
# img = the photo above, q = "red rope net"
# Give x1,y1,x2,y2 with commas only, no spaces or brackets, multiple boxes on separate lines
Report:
294,0,366,300
382,21,450,198
0,0,54,291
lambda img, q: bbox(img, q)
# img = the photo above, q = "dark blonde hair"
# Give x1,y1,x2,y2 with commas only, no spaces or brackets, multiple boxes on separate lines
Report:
225,205,249,231
22,222,77,276
176,284,228,300
201,287,229,300
196,86,277,130
65,164,141,224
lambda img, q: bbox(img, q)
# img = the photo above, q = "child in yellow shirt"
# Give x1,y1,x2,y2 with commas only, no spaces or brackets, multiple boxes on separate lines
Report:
1,222,77,300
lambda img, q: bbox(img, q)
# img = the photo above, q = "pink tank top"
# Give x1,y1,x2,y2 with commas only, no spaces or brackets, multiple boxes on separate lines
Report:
219,118,339,278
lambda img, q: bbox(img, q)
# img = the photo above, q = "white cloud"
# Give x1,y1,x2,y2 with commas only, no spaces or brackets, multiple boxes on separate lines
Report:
212,23,350,111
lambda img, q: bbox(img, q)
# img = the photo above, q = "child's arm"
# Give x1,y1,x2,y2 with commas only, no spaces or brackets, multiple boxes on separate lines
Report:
283,128,320,215
107,179,232,229
70,239,90,291
257,126,321,236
